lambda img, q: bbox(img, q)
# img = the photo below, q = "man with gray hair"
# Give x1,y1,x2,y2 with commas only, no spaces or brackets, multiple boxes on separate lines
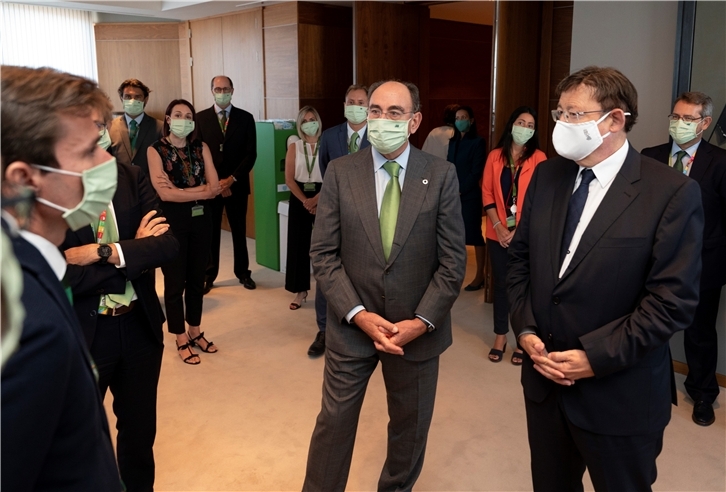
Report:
642,91,726,427
303,80,466,491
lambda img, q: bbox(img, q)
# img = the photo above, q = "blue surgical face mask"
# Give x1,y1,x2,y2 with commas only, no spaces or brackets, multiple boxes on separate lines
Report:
455,119,470,132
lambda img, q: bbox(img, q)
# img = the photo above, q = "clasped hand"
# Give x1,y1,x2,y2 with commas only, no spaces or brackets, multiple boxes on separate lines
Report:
519,334,595,385
352,311,427,356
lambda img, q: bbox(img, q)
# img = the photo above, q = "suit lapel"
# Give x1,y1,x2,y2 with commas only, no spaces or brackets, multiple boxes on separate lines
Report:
386,147,429,265
550,162,579,281
348,149,386,265
119,117,133,163
338,123,348,156
558,148,641,283
689,141,713,184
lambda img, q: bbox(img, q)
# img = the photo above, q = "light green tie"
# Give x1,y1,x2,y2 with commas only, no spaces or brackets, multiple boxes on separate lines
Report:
349,132,359,154
99,208,135,309
380,161,401,261
673,150,687,173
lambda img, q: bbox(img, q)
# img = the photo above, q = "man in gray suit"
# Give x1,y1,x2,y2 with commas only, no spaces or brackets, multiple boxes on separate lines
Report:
108,79,163,176
303,80,467,492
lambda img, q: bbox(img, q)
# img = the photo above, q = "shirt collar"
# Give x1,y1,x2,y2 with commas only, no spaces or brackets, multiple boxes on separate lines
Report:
18,229,67,281
214,103,232,115
670,139,701,158
581,139,629,189
124,113,144,126
372,142,411,172
347,123,367,140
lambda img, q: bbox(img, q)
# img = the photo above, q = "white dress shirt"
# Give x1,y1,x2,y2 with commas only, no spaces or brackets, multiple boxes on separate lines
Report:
347,123,367,146
669,140,701,176
558,140,630,278
19,229,67,281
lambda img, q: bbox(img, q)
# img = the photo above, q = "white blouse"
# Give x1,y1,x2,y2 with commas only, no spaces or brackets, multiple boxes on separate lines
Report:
292,140,323,183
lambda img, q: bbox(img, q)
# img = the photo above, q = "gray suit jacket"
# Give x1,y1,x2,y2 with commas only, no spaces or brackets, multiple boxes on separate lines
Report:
108,113,163,176
311,145,467,361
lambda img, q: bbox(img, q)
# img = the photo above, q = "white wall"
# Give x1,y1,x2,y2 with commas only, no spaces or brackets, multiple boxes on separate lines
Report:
570,1,677,151
571,1,725,378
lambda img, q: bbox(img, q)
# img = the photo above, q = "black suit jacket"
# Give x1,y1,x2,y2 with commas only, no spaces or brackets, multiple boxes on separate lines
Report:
1,227,121,491
508,145,704,436
196,105,257,194
641,139,726,290
318,121,371,177
108,113,164,177
61,163,179,348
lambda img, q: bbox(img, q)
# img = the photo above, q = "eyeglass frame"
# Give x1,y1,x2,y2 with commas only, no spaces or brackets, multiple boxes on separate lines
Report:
550,109,609,123
667,113,704,124
212,87,233,94
367,108,415,120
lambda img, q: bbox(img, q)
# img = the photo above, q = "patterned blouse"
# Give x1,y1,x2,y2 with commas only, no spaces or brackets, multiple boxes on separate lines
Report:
152,138,206,189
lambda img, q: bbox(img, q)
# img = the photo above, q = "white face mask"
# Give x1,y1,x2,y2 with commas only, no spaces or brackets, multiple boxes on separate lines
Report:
551,111,629,161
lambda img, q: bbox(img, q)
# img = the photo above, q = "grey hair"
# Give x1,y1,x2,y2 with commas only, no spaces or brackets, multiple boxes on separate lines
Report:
675,91,713,118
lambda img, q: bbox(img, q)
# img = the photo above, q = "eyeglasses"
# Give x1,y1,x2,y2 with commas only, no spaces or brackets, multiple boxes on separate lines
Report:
122,94,145,101
550,109,606,123
668,114,703,123
213,88,232,94
95,122,107,131
367,108,414,121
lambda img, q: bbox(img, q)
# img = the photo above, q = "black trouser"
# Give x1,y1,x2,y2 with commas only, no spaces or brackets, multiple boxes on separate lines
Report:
162,201,212,334
285,182,321,293
525,389,663,492
205,183,250,283
487,240,510,335
93,308,163,492
684,286,723,404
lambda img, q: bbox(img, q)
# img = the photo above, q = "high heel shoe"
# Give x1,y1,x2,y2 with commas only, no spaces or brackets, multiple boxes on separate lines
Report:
290,291,308,310
464,280,485,291
488,342,506,363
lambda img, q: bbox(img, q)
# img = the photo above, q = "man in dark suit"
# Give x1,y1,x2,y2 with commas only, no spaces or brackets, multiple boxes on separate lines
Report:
303,80,466,491
108,78,164,176
1,66,122,491
197,75,257,292
307,84,371,356
61,162,179,491
508,66,704,492
642,91,726,427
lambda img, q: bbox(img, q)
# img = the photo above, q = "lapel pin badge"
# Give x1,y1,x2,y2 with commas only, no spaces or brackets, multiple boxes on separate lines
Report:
422,179,429,185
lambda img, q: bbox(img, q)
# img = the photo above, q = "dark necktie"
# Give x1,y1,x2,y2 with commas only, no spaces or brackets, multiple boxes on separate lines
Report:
560,169,596,265
129,120,138,151
673,150,687,173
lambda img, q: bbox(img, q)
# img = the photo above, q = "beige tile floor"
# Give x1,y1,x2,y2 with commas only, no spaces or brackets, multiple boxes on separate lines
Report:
105,232,725,491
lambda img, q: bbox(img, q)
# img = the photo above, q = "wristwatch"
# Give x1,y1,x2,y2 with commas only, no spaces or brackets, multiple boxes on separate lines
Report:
97,244,112,265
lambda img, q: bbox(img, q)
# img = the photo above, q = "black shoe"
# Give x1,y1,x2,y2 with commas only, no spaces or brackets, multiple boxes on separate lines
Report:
692,400,715,426
240,276,256,290
307,331,325,357
202,281,213,295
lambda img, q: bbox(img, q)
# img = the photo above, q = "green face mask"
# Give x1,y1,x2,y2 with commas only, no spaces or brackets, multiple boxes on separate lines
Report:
344,105,368,125
97,128,112,150
455,119,470,132
367,118,410,154
33,158,118,231
511,125,535,145
301,121,320,137
669,119,702,146
123,99,144,117
1,228,25,370
170,119,195,138
214,93,232,107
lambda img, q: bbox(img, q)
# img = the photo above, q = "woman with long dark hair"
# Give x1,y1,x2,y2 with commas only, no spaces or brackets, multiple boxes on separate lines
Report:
482,106,547,364
147,99,222,364
447,106,487,290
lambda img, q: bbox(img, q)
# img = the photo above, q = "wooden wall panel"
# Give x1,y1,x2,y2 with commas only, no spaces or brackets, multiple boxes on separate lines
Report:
95,23,183,120
543,1,574,156
178,22,193,102
263,2,297,28
221,10,264,121
265,98,300,120
264,22,299,119
189,17,224,108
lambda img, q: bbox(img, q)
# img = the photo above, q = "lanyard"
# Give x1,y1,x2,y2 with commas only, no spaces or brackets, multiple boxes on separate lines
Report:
303,142,318,179
507,156,522,204
96,209,107,243
670,150,696,175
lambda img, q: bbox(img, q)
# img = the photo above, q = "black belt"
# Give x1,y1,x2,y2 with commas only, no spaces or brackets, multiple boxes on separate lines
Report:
98,300,137,316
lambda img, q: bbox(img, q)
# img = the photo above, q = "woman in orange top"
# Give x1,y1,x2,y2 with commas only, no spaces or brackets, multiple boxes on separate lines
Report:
482,106,547,364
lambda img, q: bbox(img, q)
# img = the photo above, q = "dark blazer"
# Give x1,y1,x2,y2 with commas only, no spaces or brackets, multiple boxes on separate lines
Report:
108,113,164,176
318,121,371,177
62,163,179,348
446,132,487,200
196,105,257,194
641,139,726,290
1,227,121,492
311,146,467,361
508,145,704,436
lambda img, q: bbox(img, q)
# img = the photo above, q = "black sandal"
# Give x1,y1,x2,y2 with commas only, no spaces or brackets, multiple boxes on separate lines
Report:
176,340,200,365
511,351,524,366
488,342,507,363
187,331,217,353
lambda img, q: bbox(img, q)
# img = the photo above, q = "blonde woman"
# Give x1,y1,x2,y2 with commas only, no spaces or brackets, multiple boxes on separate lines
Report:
285,106,323,310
